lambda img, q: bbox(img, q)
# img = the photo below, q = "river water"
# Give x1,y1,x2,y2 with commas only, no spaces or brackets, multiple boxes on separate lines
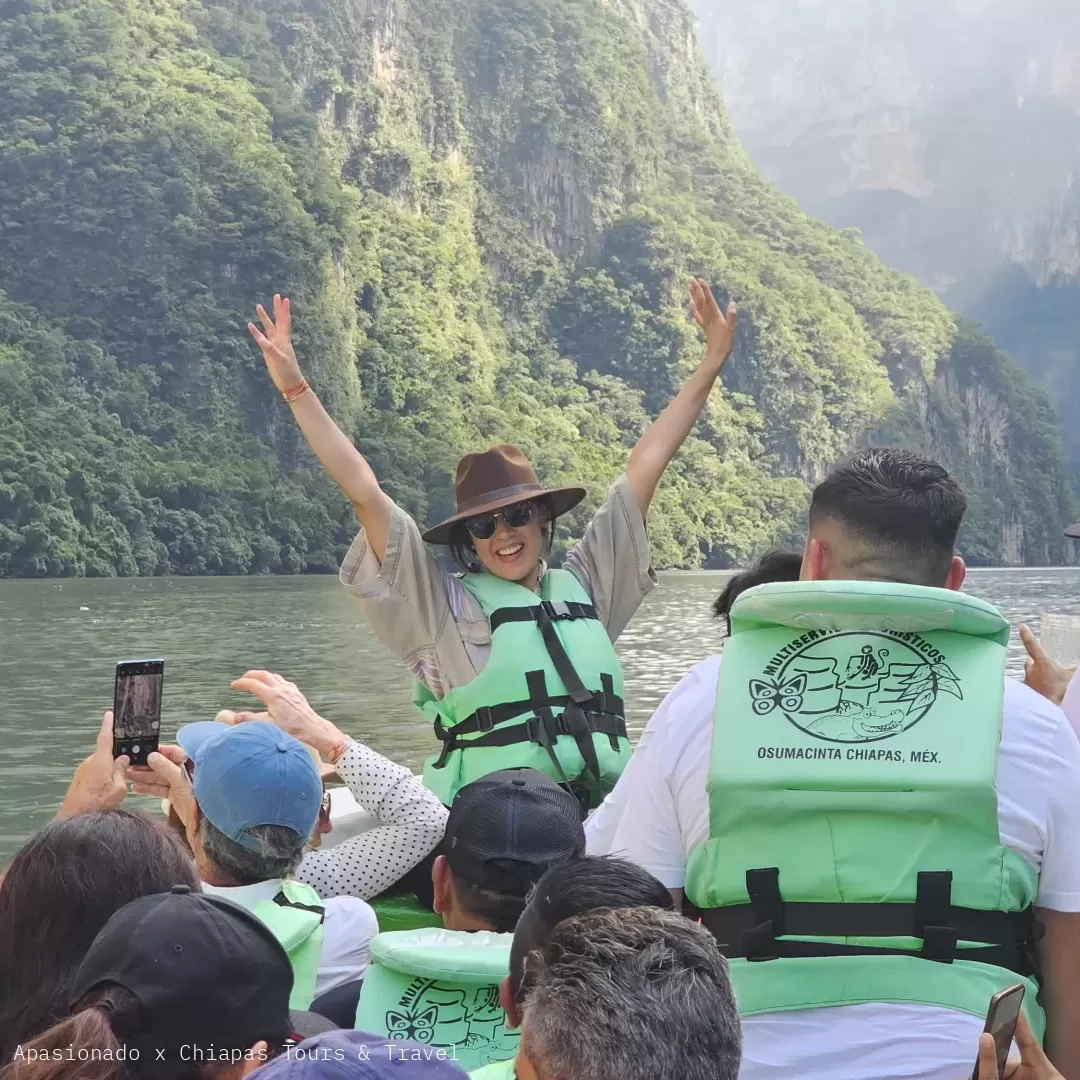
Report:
1,568,1078,860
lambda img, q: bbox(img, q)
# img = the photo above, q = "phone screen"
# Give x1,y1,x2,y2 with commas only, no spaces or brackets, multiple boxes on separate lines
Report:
973,984,1025,1080
113,659,164,764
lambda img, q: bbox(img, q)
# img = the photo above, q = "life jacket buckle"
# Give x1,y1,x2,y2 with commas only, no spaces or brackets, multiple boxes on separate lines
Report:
915,871,957,963
542,600,572,620
744,867,784,962
920,926,959,964
432,716,454,770
474,706,495,732
743,921,780,963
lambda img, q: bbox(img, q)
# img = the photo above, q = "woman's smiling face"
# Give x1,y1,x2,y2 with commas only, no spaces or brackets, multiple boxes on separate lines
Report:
469,501,546,584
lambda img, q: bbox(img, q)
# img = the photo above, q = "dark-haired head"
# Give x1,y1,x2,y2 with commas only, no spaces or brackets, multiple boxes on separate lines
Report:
0,810,198,1064
805,447,967,589
504,856,673,1024
713,550,804,636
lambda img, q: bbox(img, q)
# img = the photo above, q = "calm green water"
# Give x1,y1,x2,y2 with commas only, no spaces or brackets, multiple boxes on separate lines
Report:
1,568,1078,859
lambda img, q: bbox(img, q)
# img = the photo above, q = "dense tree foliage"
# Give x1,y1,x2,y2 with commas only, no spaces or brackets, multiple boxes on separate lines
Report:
0,0,1072,576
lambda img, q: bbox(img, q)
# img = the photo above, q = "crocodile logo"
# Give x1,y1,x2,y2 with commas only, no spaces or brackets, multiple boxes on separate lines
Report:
752,630,963,744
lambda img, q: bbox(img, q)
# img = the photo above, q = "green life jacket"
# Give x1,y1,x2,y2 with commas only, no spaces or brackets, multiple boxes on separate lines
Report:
371,892,444,934
252,879,325,1011
354,928,519,1073
416,568,630,809
684,581,1043,1035
470,1060,517,1080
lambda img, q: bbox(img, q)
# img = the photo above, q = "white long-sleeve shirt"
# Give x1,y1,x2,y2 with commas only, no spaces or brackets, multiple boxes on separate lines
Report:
1062,668,1080,738
296,739,447,900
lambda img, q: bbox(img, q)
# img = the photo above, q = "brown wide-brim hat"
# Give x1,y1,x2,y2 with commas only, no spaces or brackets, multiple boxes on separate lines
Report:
1067,522,1080,539
422,444,586,545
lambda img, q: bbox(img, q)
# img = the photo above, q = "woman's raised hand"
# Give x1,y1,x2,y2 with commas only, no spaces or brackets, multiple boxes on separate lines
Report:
228,670,348,761
248,294,304,393
689,278,737,371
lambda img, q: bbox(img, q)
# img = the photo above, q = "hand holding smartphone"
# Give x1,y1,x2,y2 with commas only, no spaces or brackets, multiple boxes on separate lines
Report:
971,984,1025,1080
113,659,164,766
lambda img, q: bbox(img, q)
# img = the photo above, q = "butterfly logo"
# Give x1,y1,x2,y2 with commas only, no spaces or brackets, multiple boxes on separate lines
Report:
385,1005,439,1043
749,673,807,715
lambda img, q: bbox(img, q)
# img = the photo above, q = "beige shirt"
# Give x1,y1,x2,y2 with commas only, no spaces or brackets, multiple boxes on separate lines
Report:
339,474,656,697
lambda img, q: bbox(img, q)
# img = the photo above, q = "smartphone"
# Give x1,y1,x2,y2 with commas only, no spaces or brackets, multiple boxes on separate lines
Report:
971,983,1025,1080
113,659,164,766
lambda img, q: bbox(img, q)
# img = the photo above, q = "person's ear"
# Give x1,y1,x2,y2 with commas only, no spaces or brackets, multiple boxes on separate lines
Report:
945,555,967,592
239,1042,268,1078
500,974,522,1029
186,800,202,853
802,537,828,581
432,855,453,916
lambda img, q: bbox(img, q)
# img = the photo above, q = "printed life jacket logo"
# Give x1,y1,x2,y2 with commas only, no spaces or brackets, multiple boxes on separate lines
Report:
385,978,519,1064
751,630,963,743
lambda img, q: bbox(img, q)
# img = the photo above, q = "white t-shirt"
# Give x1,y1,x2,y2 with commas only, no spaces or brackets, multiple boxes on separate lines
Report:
201,878,378,999
596,655,1080,1080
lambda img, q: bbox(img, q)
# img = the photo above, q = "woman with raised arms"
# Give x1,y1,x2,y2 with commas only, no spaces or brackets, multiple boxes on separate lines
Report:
248,281,736,810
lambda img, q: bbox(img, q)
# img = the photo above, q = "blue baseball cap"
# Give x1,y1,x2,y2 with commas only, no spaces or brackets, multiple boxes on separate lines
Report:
177,720,231,760
187,722,322,852
253,1030,468,1079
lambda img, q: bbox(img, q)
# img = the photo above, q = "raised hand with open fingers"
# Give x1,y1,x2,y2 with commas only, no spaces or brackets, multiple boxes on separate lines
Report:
1019,624,1075,706
230,670,347,760
689,277,737,370
247,294,304,394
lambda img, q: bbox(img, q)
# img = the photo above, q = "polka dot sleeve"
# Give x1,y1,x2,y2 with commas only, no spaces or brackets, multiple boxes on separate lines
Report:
296,742,448,901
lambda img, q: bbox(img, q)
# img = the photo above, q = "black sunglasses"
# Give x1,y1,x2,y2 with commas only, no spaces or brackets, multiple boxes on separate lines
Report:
465,501,536,540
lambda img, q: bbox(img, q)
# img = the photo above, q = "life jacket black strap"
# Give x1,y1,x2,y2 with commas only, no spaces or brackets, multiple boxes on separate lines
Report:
431,706,627,767
272,890,326,923
430,592,623,792
707,935,1035,973
433,685,625,742
687,868,1037,978
488,601,598,634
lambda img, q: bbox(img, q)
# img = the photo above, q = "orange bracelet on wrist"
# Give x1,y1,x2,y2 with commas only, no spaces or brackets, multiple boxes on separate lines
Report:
282,379,310,403
326,738,351,765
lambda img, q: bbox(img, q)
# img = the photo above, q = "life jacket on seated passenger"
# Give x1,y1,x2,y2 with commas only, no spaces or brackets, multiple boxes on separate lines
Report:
354,928,518,1072
684,580,1044,1035
252,879,325,1010
370,892,444,934
415,569,630,810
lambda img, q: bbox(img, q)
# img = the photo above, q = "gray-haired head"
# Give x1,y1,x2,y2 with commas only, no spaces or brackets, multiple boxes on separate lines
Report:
197,816,305,886
519,906,741,1080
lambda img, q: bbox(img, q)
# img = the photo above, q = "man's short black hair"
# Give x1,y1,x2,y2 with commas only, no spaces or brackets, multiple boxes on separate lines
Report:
809,447,966,586
510,856,673,1002
452,873,529,935
713,550,804,634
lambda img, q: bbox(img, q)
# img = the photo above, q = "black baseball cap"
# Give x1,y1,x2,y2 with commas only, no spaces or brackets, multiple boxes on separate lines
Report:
444,768,585,895
70,885,294,1065
1066,522,1080,539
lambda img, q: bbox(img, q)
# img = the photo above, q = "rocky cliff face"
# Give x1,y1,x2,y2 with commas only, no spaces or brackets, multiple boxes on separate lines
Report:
694,0,1080,477
0,0,1072,576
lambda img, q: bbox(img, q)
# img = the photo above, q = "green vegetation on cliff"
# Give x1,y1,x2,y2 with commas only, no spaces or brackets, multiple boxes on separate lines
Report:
0,0,1073,576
